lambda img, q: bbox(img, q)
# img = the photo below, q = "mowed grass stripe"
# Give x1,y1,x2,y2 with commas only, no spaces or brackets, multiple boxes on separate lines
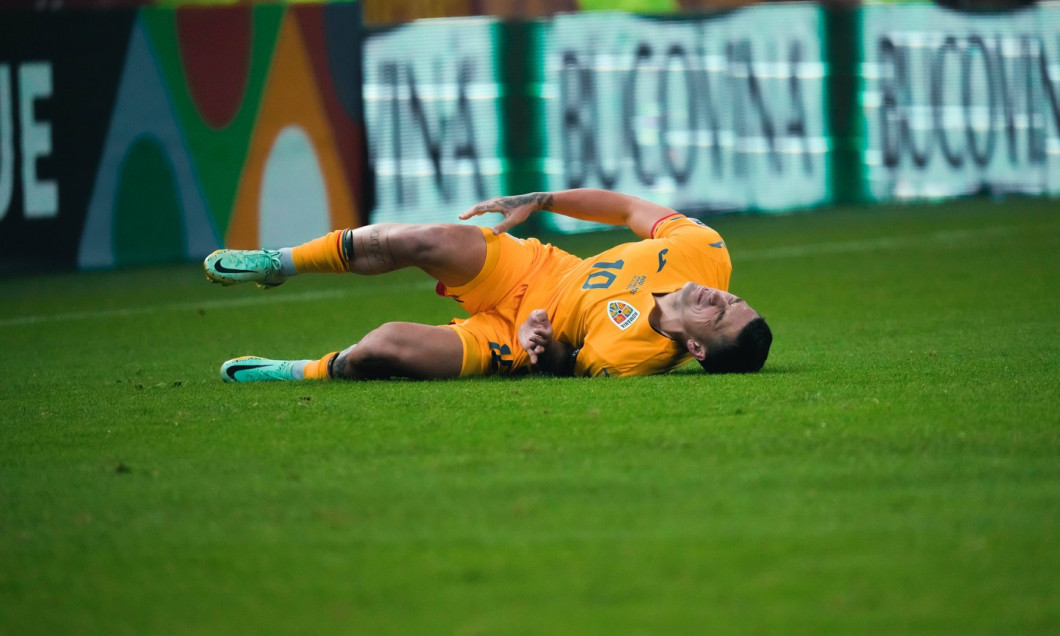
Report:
0,219,1040,328
0,281,438,327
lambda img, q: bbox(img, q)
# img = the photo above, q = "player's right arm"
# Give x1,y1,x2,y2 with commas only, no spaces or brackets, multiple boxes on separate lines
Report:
518,309,578,376
460,189,678,240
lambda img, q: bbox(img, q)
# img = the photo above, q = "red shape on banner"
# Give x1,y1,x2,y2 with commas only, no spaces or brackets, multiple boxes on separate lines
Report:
176,6,252,129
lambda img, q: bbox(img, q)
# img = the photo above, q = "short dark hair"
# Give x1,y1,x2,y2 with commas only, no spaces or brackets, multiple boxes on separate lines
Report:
699,316,773,374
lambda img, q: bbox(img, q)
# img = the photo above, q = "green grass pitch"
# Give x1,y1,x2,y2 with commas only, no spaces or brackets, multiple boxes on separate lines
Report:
2,198,1058,635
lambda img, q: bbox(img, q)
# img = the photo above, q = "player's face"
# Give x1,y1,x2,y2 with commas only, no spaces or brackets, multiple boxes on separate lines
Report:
678,282,759,358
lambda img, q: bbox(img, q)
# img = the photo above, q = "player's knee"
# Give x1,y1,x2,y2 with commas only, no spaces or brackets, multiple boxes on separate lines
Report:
391,224,441,261
393,224,475,266
338,323,414,378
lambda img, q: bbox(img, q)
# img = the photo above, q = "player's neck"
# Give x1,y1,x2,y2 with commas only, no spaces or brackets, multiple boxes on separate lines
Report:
649,291,685,342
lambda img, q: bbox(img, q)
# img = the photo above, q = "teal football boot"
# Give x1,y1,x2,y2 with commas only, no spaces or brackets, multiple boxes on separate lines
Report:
221,356,301,383
204,249,286,288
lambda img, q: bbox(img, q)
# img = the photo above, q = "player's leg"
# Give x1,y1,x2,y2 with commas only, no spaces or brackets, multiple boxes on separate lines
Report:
204,223,487,289
339,223,488,287
219,321,464,382
333,322,463,379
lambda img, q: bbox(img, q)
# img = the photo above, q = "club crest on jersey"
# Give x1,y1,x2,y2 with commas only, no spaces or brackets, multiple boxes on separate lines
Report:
607,300,640,330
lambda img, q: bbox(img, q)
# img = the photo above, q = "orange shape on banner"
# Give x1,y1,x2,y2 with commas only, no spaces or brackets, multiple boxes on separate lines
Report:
227,11,358,249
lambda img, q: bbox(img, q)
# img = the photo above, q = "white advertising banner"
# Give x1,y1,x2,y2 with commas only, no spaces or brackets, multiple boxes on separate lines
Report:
541,7,830,232
861,3,1060,200
364,18,505,225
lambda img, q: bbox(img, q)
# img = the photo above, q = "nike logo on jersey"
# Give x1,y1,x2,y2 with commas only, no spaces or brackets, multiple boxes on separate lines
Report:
709,240,725,249
225,363,269,380
657,249,668,272
214,260,257,274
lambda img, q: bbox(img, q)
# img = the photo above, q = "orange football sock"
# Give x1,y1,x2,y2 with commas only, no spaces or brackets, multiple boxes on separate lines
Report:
291,230,350,274
303,352,339,380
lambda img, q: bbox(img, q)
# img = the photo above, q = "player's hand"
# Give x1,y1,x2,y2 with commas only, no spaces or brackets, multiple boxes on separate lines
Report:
459,192,552,235
518,309,554,366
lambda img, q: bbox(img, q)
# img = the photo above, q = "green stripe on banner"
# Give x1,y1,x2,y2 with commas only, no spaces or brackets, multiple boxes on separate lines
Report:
825,6,865,205
498,20,546,236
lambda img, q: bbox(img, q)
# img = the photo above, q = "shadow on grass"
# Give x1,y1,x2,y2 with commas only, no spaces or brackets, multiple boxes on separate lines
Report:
669,362,804,376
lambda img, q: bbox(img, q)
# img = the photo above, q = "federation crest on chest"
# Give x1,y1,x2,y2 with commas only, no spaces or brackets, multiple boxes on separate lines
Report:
607,300,640,330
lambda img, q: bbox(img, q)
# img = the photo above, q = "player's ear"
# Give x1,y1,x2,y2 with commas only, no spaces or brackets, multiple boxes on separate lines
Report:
686,338,707,362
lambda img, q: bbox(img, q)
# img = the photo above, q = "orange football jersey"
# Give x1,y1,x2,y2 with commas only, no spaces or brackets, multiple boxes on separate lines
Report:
545,214,732,376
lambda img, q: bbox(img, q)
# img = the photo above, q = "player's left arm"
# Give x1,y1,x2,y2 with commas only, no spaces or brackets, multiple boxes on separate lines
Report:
460,189,678,239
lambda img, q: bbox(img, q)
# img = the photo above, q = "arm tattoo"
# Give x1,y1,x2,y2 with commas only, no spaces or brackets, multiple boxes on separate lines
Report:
478,192,554,213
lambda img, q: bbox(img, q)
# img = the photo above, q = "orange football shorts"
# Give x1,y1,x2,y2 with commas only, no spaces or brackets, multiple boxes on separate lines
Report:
439,227,582,376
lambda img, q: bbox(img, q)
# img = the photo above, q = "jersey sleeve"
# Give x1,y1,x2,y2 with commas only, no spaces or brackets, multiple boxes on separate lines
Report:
650,213,732,287
651,213,725,247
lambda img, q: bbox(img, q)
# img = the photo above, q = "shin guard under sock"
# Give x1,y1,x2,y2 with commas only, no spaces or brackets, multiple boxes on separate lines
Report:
303,352,339,380
290,230,353,274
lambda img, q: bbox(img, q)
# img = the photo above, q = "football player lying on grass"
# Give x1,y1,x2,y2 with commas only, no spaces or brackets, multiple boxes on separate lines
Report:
205,189,772,382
